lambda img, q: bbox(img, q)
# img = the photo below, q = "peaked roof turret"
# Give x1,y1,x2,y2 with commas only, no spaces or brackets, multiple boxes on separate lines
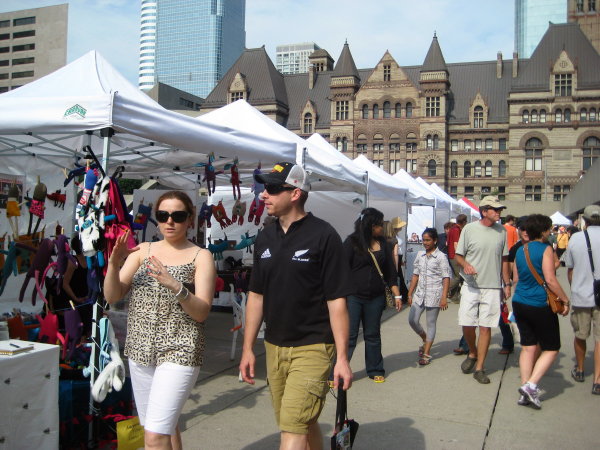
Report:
421,33,448,73
333,42,360,79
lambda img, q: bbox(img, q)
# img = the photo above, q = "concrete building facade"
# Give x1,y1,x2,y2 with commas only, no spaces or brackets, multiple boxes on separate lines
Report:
276,42,321,74
569,0,600,53
138,0,246,98
201,23,600,216
0,4,67,94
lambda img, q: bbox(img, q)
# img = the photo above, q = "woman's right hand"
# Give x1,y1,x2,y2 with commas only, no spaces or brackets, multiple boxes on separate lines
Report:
110,230,139,264
407,294,413,306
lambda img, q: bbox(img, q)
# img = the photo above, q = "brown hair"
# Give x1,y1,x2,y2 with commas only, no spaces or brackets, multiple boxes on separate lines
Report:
155,191,195,216
456,214,468,225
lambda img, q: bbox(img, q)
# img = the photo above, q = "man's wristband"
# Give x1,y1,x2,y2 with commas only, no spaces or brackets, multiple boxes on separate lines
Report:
394,296,402,299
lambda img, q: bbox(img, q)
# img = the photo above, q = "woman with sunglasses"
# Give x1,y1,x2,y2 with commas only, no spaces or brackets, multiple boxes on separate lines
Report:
344,208,400,383
104,190,215,449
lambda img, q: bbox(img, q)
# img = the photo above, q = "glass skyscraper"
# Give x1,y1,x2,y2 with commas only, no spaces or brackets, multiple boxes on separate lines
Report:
515,0,567,58
138,0,245,98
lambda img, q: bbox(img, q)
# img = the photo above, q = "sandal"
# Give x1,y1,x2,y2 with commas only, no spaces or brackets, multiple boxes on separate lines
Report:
592,383,600,395
372,375,385,383
418,354,432,365
571,366,585,383
418,345,424,357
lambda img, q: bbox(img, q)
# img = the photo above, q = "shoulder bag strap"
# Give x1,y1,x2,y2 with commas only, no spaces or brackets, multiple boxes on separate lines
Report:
584,230,596,276
368,249,386,283
523,243,546,288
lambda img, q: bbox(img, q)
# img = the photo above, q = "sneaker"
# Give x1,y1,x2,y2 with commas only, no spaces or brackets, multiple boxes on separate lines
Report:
517,394,530,406
461,356,477,374
519,383,542,409
473,370,490,384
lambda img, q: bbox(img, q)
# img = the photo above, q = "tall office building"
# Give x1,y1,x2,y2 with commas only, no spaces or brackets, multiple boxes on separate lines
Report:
138,0,245,98
0,4,67,93
276,42,321,74
515,0,567,57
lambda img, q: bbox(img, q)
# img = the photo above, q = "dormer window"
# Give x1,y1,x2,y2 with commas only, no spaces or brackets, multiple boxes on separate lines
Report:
228,72,248,104
303,113,313,134
474,106,484,128
554,73,572,96
230,91,244,103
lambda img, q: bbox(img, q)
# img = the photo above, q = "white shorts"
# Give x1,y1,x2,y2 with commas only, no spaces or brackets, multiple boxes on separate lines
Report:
129,360,200,435
458,284,501,328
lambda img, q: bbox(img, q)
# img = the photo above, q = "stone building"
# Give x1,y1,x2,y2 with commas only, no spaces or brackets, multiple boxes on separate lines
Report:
569,0,600,54
200,23,600,215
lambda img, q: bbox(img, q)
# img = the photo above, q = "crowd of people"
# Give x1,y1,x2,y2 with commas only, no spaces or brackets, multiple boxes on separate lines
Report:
101,160,599,449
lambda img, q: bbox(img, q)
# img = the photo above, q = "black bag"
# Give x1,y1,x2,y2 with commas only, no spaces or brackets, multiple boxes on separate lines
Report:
584,231,600,308
330,387,359,450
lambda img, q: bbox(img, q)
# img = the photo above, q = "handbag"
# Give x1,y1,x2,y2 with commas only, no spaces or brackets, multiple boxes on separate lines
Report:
368,249,395,308
330,387,359,450
584,231,600,308
523,243,566,314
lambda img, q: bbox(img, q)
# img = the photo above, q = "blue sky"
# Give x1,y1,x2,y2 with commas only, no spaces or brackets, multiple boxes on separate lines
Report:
1,0,516,86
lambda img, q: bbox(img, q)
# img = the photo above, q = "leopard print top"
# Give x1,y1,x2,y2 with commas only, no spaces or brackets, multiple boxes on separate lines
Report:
124,243,205,367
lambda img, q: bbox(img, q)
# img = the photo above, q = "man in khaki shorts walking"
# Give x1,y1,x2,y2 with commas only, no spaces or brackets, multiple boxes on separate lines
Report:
455,196,511,384
240,162,353,449
563,204,600,395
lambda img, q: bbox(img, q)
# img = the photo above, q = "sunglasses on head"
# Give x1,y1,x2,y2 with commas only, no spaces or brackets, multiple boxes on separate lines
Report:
264,184,296,195
155,210,190,223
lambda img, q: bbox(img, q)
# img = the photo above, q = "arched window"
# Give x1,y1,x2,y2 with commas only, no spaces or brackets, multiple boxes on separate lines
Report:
395,103,402,118
406,102,413,118
428,159,437,176
450,161,458,178
540,109,547,123
433,134,439,150
499,160,507,177
525,138,543,171
531,109,538,123
522,109,529,124
555,109,562,123
583,136,600,170
303,113,313,134
362,104,369,119
474,160,482,177
342,137,348,152
485,160,492,177
383,101,391,118
336,137,342,151
564,108,571,123
373,104,379,119
426,134,433,150
590,108,597,121
474,106,483,128
581,108,588,121
464,161,472,177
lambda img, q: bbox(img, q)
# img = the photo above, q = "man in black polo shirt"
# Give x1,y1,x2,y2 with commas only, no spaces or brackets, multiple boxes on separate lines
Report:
240,162,353,449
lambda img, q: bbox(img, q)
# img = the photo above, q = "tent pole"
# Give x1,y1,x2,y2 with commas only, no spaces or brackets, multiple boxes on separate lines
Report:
364,172,369,208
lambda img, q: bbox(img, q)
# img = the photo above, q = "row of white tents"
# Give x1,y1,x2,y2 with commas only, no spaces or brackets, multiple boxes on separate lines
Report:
0,51,479,245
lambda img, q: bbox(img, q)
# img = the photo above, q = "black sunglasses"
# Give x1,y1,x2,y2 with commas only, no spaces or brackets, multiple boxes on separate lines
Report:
156,210,190,223
264,184,296,195
484,207,504,212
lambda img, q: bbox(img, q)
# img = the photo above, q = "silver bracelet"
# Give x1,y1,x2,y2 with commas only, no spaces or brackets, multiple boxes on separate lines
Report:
174,283,190,302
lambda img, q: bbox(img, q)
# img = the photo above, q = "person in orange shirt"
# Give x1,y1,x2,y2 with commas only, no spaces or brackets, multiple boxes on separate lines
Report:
504,215,519,251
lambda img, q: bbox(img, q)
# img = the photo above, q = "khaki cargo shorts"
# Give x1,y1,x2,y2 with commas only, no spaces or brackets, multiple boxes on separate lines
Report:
570,307,600,341
265,341,334,434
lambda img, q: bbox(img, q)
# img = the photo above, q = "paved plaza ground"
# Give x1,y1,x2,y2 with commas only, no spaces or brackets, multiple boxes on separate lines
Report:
180,267,598,449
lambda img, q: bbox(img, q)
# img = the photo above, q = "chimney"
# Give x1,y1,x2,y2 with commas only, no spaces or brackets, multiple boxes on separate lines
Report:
512,52,518,78
496,52,503,79
308,64,316,90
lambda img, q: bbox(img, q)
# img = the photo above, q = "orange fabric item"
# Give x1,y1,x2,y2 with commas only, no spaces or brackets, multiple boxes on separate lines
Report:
504,224,519,250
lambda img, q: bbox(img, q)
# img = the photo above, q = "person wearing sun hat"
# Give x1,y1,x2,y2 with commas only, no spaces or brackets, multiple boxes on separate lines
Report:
240,162,354,448
455,195,511,384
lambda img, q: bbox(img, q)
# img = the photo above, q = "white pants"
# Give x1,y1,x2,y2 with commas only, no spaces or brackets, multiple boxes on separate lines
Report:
129,360,200,435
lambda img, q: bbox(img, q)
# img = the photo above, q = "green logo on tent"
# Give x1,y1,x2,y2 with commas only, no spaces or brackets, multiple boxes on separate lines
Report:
63,104,87,119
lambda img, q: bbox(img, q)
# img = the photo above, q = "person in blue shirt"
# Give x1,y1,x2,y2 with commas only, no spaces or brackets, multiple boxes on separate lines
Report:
512,214,570,409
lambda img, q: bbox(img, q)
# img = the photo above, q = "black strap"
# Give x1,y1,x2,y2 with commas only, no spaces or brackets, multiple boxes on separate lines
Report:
584,230,596,275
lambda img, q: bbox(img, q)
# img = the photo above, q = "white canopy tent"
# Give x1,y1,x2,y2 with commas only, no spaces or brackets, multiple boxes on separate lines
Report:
550,211,572,225
0,51,297,190
458,198,481,221
413,177,451,231
198,100,367,194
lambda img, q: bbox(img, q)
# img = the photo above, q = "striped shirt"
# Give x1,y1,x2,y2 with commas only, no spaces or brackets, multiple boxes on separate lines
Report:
412,248,452,307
